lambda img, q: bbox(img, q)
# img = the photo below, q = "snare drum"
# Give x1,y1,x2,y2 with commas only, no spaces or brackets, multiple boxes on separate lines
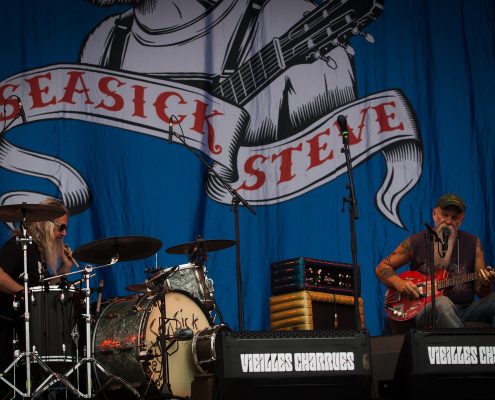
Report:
29,285,78,364
93,290,211,397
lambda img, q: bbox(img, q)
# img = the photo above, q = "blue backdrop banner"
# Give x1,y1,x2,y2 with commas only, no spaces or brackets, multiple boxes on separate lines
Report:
1,0,494,336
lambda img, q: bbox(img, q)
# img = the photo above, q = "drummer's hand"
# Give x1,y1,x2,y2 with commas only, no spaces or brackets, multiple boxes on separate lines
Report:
395,279,421,299
60,245,74,271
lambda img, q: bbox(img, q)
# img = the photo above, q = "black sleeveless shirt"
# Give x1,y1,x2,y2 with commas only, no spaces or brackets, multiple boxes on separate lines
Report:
409,230,477,305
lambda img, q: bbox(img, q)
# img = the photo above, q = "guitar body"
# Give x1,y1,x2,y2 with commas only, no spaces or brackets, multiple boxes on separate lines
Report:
384,269,447,322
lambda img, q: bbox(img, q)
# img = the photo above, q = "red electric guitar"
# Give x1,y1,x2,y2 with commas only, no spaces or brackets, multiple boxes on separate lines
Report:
384,269,489,321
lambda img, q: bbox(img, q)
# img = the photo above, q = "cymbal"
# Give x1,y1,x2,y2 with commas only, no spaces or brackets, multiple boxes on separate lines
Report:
0,203,65,223
126,283,151,293
73,236,162,264
166,239,235,255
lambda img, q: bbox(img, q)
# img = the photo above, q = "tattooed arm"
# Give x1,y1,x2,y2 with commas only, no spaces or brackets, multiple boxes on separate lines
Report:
375,238,420,298
474,238,495,297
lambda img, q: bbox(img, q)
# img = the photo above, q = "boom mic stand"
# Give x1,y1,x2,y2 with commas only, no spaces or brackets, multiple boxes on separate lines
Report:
168,119,255,331
338,116,361,331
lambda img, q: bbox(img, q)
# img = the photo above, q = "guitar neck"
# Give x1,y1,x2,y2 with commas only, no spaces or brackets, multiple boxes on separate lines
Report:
437,271,480,290
213,0,383,106
213,40,283,106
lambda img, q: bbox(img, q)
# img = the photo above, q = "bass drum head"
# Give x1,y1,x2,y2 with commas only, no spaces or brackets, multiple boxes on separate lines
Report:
146,290,211,397
93,291,211,398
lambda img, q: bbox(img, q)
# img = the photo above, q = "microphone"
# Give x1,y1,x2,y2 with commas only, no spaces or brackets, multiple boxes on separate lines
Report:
17,98,27,123
337,115,349,137
168,121,173,144
96,279,104,314
173,328,194,341
441,227,450,256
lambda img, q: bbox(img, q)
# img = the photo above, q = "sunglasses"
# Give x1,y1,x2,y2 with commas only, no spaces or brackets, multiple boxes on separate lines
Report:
51,220,68,232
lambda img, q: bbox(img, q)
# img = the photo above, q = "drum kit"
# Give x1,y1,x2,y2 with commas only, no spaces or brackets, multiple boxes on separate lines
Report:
0,203,234,399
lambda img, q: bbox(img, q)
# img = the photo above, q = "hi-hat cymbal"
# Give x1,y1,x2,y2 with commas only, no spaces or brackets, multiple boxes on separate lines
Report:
73,236,162,264
0,203,65,223
166,239,235,255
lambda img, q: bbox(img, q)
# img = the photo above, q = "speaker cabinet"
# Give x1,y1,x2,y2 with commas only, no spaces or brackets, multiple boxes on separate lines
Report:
393,328,495,399
215,329,372,400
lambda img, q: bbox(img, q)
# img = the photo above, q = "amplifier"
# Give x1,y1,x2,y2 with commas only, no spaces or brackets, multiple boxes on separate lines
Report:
269,290,365,330
271,257,357,296
393,328,495,399
215,329,372,400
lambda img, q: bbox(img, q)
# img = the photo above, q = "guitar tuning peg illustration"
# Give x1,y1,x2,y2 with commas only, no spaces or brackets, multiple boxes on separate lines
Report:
352,27,375,44
343,44,355,56
331,39,355,56
312,51,337,69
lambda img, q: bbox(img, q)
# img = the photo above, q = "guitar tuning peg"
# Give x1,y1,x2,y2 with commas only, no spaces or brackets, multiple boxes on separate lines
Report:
331,38,355,57
342,44,355,56
352,27,375,44
363,32,375,43
312,51,337,69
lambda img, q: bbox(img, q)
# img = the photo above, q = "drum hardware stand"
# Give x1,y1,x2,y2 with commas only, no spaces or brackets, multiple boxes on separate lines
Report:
0,208,35,398
39,260,141,399
147,270,196,400
189,241,224,325
0,210,77,399
168,119,256,330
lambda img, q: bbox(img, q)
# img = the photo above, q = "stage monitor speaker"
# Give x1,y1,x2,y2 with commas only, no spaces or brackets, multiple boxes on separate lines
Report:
215,329,372,400
393,328,495,400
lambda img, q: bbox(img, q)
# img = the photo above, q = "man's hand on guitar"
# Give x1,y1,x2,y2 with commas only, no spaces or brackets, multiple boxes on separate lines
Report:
480,266,495,286
395,278,421,299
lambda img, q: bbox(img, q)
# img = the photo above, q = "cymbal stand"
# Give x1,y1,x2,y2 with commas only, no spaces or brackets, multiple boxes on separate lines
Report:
153,283,193,400
37,262,140,398
0,210,34,397
190,242,224,325
0,209,89,399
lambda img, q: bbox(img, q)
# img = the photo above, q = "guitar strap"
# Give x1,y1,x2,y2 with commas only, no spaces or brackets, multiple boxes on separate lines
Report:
102,10,134,70
102,1,268,73
221,0,268,77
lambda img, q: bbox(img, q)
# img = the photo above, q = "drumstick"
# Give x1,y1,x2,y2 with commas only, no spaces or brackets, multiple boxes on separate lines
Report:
65,244,82,270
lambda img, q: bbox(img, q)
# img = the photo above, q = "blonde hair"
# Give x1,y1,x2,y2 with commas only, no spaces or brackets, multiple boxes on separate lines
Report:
23,199,68,274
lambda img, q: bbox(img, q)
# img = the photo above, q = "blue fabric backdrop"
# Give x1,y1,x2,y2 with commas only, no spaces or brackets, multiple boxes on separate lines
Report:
0,0,494,337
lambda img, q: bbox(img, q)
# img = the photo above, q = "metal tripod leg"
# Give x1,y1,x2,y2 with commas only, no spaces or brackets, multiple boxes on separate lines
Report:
0,223,36,397
30,265,140,399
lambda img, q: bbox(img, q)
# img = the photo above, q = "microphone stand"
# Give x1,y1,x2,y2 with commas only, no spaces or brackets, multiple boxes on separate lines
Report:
423,223,443,330
340,127,361,331
168,124,255,331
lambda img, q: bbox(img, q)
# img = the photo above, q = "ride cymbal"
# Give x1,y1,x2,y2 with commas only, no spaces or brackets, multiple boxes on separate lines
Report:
0,203,65,223
165,239,235,255
73,236,162,264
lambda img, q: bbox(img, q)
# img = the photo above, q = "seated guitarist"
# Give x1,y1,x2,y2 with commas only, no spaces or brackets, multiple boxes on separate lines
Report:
376,193,495,329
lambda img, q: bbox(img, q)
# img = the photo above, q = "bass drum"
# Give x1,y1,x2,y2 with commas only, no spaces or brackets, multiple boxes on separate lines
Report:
93,291,211,397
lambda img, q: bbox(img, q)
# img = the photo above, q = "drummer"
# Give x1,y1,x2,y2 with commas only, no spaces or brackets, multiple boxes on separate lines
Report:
0,198,74,395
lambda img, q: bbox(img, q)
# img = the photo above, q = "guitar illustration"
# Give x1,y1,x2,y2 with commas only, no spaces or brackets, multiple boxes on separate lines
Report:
384,269,490,321
213,0,384,105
